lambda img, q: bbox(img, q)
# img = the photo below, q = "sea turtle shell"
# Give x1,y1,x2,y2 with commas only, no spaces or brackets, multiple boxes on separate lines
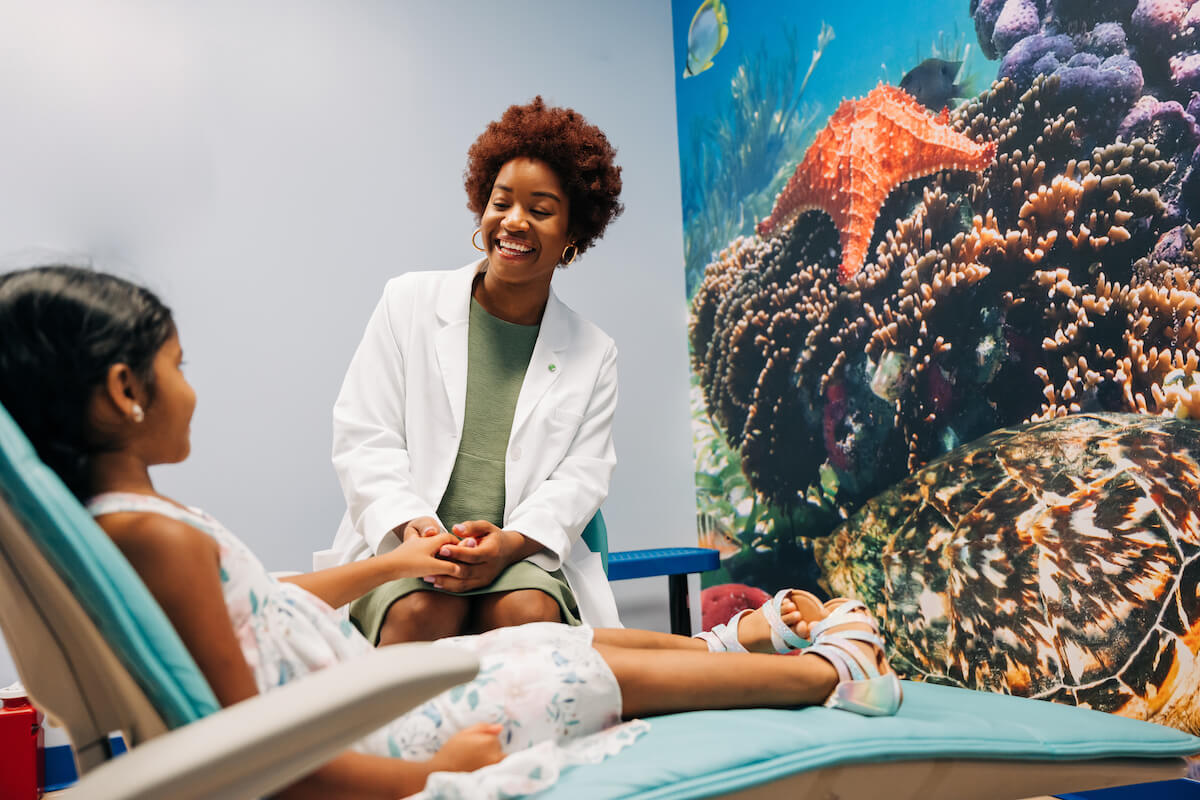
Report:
816,413,1200,731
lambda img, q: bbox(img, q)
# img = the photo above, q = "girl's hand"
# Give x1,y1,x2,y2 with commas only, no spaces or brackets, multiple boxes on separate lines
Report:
380,532,463,580
427,723,506,773
397,515,443,543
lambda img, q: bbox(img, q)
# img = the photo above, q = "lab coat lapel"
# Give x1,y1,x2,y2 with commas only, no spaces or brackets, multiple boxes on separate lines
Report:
512,289,569,438
433,260,485,435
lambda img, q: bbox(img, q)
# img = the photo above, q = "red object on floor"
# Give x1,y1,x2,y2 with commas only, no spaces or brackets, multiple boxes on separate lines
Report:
701,582,771,632
0,691,44,799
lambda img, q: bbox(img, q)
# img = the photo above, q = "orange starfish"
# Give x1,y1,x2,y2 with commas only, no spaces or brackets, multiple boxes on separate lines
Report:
757,84,997,284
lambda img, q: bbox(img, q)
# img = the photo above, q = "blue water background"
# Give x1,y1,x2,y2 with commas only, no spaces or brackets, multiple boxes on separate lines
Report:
672,0,997,286
673,0,995,149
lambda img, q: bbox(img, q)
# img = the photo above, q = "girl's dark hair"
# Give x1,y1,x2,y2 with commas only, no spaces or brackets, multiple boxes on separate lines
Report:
0,266,175,499
463,96,624,259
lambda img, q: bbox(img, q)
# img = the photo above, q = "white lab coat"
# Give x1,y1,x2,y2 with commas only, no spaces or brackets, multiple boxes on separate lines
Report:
317,260,621,627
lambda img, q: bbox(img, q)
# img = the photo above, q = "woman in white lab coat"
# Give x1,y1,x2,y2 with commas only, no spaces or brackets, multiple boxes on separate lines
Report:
323,97,626,645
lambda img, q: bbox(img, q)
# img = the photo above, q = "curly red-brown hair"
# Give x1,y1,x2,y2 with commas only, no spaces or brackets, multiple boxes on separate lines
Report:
464,97,623,259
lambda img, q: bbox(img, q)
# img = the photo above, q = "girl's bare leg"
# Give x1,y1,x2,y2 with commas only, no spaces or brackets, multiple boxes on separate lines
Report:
593,590,824,654
594,643,839,718
591,627,707,650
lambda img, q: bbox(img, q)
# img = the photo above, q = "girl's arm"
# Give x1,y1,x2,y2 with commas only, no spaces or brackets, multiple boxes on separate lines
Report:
280,531,463,609
105,512,260,707
101,514,497,798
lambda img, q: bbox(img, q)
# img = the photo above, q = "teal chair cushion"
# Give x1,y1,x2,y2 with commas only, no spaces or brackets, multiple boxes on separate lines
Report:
580,511,609,574
0,402,220,728
540,681,1200,799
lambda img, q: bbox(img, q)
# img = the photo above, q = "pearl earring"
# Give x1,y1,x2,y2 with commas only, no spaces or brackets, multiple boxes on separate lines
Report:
131,404,145,423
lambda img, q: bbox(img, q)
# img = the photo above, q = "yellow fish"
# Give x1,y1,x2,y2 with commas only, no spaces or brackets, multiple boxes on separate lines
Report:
697,513,742,559
684,0,729,78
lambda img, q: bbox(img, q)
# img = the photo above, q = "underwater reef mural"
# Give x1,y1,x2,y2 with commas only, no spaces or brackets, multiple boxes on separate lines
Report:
755,84,998,283
676,0,1200,733
820,413,1200,730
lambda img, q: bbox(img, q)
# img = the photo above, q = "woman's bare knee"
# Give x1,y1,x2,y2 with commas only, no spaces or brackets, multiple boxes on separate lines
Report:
475,589,561,631
378,591,469,644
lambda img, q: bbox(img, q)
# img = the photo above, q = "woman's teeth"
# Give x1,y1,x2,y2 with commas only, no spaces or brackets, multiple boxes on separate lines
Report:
498,240,533,255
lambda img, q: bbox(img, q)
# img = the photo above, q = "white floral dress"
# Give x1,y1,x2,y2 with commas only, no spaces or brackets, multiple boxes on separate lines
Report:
87,493,647,798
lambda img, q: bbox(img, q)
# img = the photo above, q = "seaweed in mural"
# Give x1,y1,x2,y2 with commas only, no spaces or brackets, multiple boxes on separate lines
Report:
687,0,1200,730
681,22,834,295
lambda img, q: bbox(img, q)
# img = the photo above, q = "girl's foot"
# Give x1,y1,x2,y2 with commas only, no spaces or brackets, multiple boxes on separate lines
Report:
696,589,829,654
804,602,902,716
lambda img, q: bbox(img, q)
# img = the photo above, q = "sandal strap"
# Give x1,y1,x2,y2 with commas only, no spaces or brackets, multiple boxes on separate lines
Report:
809,600,877,639
810,630,885,680
695,609,751,652
806,642,862,682
763,589,812,653
814,627,884,649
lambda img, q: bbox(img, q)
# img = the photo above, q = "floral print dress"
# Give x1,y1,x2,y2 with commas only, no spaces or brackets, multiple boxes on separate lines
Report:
87,493,647,798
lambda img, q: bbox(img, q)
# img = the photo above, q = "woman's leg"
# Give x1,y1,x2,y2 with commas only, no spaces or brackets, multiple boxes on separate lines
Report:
472,588,561,632
378,591,471,645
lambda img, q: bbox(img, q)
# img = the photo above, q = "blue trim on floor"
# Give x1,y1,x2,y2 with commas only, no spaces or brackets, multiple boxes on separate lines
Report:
1057,779,1200,799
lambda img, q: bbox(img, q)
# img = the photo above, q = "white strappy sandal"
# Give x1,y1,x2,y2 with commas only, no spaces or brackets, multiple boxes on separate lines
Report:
695,588,824,654
804,600,902,716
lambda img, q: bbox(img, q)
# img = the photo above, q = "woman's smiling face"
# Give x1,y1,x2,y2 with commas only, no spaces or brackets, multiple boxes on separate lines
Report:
480,157,572,289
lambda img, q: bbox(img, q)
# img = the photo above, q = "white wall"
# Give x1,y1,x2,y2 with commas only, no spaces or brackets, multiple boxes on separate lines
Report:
0,0,695,687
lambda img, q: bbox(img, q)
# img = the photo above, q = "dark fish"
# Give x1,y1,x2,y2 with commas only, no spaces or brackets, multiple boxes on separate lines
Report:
899,58,962,111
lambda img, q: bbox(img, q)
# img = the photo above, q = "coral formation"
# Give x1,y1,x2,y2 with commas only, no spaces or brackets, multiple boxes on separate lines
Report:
691,73,1200,513
998,31,1143,140
757,85,997,283
976,0,1200,109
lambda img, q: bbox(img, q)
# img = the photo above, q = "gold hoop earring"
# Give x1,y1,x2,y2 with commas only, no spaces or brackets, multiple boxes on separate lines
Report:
561,242,578,266
471,228,486,252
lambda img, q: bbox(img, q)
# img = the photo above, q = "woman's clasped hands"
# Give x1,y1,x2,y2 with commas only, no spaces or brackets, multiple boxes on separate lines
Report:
400,518,525,592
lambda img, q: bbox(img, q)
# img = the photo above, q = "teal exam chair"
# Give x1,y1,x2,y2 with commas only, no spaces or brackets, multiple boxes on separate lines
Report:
2,401,1198,800
0,402,479,799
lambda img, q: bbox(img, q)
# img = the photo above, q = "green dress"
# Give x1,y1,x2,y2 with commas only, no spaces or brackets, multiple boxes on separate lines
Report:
349,298,581,643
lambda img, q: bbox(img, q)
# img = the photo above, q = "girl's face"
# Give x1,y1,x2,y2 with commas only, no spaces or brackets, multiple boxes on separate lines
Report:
138,331,196,465
479,157,572,289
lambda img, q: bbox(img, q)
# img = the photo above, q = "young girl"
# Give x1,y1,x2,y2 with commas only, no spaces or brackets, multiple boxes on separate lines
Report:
0,266,900,799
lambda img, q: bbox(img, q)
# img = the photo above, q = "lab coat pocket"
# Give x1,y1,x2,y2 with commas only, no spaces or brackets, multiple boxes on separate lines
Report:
525,407,583,477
